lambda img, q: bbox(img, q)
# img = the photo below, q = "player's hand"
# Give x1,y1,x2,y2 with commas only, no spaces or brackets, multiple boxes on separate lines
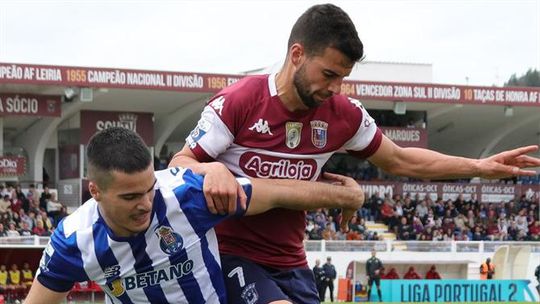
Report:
322,172,364,207
322,172,364,230
202,162,247,215
477,145,540,179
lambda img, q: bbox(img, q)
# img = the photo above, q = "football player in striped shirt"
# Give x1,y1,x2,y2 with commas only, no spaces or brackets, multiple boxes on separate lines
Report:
24,127,363,304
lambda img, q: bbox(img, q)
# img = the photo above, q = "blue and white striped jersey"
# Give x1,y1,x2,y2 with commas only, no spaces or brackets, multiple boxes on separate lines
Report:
36,167,252,304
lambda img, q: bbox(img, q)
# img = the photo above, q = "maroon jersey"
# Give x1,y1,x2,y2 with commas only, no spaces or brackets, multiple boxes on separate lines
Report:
186,74,382,268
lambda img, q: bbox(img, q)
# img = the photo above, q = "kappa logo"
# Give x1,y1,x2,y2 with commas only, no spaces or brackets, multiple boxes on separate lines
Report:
285,122,302,149
249,118,273,135
210,96,225,115
348,97,364,110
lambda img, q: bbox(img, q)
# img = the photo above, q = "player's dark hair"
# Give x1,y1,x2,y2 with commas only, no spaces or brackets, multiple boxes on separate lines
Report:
288,4,364,62
87,127,151,189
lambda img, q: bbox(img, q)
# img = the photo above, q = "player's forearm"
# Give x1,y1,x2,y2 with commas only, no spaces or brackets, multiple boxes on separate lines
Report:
266,179,363,209
382,147,480,179
247,178,363,215
168,148,215,176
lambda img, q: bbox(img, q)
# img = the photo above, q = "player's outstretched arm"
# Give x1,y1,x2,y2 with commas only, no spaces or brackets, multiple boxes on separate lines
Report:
169,144,247,215
24,278,69,304
246,173,364,224
369,135,540,180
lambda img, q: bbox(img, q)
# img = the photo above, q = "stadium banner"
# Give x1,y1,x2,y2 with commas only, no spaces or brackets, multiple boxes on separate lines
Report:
1,62,539,106
359,182,539,203
0,156,26,176
0,62,242,93
0,93,61,117
80,110,154,145
366,279,537,302
344,81,540,106
381,127,427,148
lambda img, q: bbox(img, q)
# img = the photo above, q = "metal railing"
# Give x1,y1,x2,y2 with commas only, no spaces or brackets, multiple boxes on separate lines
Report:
304,240,540,253
0,236,50,247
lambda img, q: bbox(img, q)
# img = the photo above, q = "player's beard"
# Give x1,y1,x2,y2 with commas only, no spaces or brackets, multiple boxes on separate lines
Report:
293,63,321,109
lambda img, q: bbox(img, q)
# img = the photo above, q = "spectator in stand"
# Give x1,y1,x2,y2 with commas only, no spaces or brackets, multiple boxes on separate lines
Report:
465,210,476,229
454,213,467,232
529,221,540,241
385,267,400,279
6,222,20,237
486,220,501,241
472,226,485,241
13,184,29,213
19,222,32,236
0,195,11,214
0,184,11,200
425,265,442,279
322,222,337,240
308,223,323,240
516,216,529,235
416,200,429,219
398,216,415,240
370,193,383,220
39,186,52,211
432,229,444,241
412,216,424,236
32,220,48,236
38,211,53,231
11,211,21,228
402,198,415,217
0,223,6,237
421,226,433,240
46,192,63,222
380,200,394,224
27,184,40,212
403,266,421,279
10,196,22,215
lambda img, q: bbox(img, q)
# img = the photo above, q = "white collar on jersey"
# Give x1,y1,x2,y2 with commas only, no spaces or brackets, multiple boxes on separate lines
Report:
268,73,278,97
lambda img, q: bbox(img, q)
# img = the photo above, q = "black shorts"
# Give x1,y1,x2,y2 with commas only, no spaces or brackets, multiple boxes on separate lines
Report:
221,254,320,304
368,277,381,288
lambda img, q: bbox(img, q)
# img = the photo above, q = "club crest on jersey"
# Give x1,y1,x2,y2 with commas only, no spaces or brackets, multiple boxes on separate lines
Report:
285,122,302,149
241,283,259,304
310,120,328,148
155,226,183,255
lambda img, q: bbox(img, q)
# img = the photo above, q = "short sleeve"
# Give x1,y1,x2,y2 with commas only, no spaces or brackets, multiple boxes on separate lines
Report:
171,169,252,235
36,223,89,292
341,98,383,158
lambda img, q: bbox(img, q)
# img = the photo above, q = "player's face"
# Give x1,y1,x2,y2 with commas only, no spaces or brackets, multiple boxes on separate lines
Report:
293,47,354,109
92,165,156,237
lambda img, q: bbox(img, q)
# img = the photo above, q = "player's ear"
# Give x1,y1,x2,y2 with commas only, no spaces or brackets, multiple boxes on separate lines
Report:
289,43,305,66
89,181,101,201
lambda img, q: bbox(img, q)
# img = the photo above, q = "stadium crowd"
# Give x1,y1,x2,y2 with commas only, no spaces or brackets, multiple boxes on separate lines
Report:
0,184,67,238
306,192,539,241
